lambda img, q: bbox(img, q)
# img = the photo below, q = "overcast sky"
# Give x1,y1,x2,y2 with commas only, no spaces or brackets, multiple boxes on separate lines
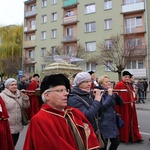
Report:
0,0,26,26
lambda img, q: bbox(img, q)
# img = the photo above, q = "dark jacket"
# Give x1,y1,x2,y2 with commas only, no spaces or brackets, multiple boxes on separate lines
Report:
17,81,28,90
68,86,101,132
95,85,123,139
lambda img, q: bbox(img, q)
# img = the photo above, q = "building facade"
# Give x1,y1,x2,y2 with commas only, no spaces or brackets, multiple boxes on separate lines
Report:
23,0,150,82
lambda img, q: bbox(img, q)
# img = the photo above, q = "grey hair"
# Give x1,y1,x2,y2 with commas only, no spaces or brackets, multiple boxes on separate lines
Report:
41,88,54,103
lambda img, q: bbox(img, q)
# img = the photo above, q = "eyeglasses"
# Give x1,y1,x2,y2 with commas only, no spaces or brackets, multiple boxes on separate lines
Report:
47,89,69,93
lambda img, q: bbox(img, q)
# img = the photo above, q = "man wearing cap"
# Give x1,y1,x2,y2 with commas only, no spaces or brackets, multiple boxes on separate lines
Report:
25,74,40,119
114,71,143,143
23,74,100,150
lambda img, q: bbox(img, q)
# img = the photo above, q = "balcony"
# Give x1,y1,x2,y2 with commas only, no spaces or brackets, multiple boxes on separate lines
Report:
23,41,36,48
25,10,36,18
123,26,145,34
24,25,36,32
124,45,147,57
122,2,145,14
24,58,36,64
63,0,78,8
62,14,78,25
62,35,78,43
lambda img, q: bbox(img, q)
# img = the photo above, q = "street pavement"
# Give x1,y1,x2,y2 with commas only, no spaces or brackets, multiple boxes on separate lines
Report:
135,92,150,111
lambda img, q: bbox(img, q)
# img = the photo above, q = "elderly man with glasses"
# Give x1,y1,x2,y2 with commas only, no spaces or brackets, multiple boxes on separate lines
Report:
23,74,100,150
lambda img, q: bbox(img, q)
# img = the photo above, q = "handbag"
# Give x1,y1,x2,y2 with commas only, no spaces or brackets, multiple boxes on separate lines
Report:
13,99,30,126
76,95,106,149
21,108,30,125
116,113,124,129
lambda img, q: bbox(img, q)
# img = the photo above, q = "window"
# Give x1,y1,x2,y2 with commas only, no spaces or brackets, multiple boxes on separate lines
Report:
30,5,36,11
66,10,74,17
125,16,142,33
51,12,57,21
28,20,36,29
41,31,46,40
86,62,96,72
41,48,46,57
66,27,73,36
85,42,96,51
28,66,35,73
51,29,57,38
126,38,142,47
28,34,35,41
51,0,57,5
41,65,46,71
125,0,141,5
104,39,112,50
126,60,144,69
85,22,96,32
85,4,96,14
28,50,35,59
42,0,47,7
104,0,112,10
51,46,57,55
104,19,112,30
66,45,73,55
42,15,47,23
105,61,113,71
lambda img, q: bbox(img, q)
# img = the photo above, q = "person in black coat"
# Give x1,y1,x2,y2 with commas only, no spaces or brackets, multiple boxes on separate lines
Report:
95,75,123,150
68,72,103,133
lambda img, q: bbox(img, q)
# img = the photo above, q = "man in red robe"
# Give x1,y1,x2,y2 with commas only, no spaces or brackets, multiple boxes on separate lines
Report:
0,98,14,150
25,74,40,119
23,74,100,150
114,71,143,143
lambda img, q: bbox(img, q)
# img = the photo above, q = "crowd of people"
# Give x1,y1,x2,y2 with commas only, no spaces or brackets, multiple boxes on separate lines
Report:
0,71,149,150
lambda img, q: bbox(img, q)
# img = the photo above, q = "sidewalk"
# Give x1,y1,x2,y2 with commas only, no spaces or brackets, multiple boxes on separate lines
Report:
135,92,150,111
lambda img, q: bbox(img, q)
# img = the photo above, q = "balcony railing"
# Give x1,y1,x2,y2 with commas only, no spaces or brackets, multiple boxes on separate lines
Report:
24,58,36,64
24,41,36,48
63,14,78,25
124,45,147,57
25,10,36,17
24,25,36,32
124,26,145,34
122,2,145,14
62,35,77,43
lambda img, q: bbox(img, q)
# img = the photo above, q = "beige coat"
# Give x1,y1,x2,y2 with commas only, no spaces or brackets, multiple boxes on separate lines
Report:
0,88,30,134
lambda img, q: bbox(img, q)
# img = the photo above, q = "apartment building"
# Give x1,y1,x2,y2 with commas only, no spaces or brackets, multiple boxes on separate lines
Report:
23,0,150,81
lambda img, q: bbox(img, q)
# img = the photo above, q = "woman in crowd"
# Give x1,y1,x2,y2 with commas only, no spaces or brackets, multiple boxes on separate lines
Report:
0,78,30,147
68,72,103,135
95,75,123,150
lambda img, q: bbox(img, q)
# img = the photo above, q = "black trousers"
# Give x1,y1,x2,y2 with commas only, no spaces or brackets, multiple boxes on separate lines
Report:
12,133,20,146
100,135,120,150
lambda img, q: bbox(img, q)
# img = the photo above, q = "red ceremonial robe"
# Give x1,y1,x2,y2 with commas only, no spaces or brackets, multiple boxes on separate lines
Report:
25,80,40,119
23,104,100,150
114,81,142,143
0,98,14,150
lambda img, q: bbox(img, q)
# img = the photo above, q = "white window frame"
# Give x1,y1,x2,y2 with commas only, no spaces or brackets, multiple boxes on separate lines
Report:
104,0,112,10
30,5,36,11
41,31,46,40
104,19,112,30
66,27,74,36
41,48,46,57
85,4,96,14
28,34,35,41
86,62,96,72
28,66,35,73
51,29,57,38
28,50,35,59
85,42,96,52
42,0,47,7
51,0,57,5
104,39,112,50
51,46,57,55
41,64,46,71
125,0,141,5
42,15,47,23
51,12,57,21
85,22,96,32
126,60,144,69
105,61,113,71
66,10,74,17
